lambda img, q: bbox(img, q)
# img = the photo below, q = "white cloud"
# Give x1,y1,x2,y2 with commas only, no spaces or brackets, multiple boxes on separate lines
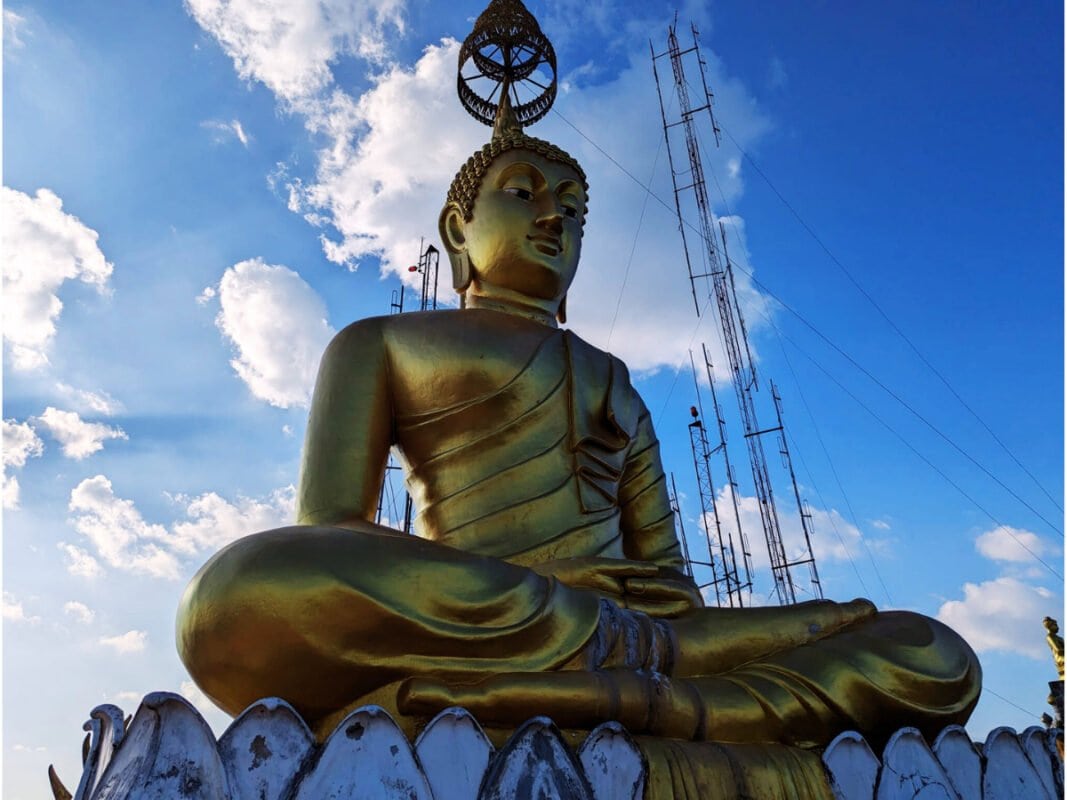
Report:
871,519,891,531
3,418,44,468
99,630,147,654
205,258,335,408
171,485,295,553
2,592,40,624
3,475,21,510
2,187,113,370
55,383,122,415
58,543,103,578
3,418,44,510
37,407,127,459
975,525,1055,564
66,474,295,579
3,8,27,50
185,0,405,104
937,576,1060,659
201,118,251,147
271,36,772,373
69,476,183,579
63,600,95,624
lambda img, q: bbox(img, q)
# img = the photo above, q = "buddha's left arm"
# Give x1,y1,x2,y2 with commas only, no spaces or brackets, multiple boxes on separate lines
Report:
296,319,393,528
618,406,684,568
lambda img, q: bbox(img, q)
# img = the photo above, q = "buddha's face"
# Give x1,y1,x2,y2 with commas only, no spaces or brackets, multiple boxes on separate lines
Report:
443,148,586,311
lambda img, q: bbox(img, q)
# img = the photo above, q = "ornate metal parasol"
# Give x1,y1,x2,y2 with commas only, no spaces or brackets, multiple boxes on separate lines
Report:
458,0,557,128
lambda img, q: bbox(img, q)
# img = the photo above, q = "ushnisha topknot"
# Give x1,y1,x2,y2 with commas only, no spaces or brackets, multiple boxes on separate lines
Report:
446,92,589,223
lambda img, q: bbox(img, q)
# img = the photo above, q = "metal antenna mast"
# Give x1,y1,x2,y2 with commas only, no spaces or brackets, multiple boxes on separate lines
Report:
653,21,822,604
667,472,694,579
773,381,822,597
698,343,753,598
377,240,440,534
407,240,441,311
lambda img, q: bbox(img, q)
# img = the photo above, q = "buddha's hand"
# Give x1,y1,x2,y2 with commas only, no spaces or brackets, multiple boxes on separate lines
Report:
530,557,702,617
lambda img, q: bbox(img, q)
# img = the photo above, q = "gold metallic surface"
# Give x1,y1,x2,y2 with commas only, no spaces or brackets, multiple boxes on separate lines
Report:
176,17,981,788
176,140,980,753
1045,616,1064,679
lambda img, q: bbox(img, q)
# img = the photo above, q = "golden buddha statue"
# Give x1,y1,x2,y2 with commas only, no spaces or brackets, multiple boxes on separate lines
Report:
177,3,980,793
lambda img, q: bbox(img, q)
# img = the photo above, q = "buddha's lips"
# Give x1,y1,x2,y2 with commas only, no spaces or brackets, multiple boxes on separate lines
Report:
528,234,561,255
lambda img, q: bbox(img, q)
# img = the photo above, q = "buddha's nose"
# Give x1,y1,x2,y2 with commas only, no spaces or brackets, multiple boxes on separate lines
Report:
536,207,564,234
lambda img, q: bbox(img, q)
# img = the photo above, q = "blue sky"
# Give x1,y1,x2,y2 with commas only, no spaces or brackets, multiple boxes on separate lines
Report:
3,1,1063,795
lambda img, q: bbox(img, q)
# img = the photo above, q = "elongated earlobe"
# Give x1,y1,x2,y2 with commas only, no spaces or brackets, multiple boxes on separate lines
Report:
439,203,471,295
556,294,567,324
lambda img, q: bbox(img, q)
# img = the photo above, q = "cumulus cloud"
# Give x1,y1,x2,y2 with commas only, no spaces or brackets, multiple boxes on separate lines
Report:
55,383,123,415
679,483,889,604
171,485,295,552
3,418,44,468
66,474,294,579
3,418,44,509
2,187,113,370
58,543,103,578
99,630,147,654
185,0,405,104
937,576,1060,659
63,600,95,624
204,258,335,408
2,592,40,624
36,407,127,459
69,476,183,579
975,525,1056,564
201,118,251,146
190,5,774,372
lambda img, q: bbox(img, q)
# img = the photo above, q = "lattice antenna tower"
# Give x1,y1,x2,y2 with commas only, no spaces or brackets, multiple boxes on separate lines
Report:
686,348,749,607
772,381,822,597
667,473,694,579
697,343,754,598
406,239,441,311
653,21,822,604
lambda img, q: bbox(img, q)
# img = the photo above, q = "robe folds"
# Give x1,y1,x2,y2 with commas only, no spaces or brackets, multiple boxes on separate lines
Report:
177,309,981,796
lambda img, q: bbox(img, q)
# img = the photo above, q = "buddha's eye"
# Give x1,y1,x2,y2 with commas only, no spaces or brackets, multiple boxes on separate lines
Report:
504,187,533,201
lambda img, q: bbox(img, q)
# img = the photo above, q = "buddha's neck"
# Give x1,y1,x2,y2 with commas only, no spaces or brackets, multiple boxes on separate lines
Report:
465,288,560,328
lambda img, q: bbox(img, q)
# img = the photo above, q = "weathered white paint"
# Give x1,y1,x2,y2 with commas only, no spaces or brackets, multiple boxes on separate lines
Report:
218,698,315,800
479,717,593,800
876,728,960,800
91,692,228,800
414,707,494,800
982,727,1053,800
577,721,646,800
824,730,881,800
60,691,1067,800
292,705,434,800
1019,726,1059,800
74,705,125,800
932,725,981,800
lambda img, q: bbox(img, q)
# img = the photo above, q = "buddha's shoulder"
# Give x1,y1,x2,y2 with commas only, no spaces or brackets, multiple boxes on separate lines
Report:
329,309,560,355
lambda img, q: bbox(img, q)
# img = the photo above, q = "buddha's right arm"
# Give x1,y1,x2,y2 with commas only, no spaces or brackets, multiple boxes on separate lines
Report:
296,319,393,528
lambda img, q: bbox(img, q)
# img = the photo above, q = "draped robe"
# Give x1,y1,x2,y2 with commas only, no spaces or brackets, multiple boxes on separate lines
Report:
177,308,981,774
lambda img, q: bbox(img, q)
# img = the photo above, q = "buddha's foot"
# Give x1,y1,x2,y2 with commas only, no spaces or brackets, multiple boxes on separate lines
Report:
397,669,706,740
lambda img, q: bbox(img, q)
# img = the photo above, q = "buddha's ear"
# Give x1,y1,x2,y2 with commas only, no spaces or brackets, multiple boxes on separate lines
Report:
439,203,471,294
556,294,567,324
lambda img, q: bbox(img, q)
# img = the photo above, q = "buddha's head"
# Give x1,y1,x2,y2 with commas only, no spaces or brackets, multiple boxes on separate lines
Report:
440,103,588,325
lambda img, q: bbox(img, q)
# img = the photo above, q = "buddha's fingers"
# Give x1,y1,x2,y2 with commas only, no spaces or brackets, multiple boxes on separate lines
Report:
397,671,705,740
